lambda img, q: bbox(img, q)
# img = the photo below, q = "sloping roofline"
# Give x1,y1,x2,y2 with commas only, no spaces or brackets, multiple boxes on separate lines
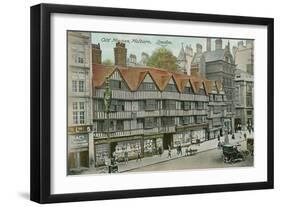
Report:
92,64,223,95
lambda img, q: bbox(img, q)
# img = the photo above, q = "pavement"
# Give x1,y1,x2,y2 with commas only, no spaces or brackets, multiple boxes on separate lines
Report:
80,130,254,175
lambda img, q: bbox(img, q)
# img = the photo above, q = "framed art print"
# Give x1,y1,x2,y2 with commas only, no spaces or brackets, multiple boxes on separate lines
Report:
30,3,274,203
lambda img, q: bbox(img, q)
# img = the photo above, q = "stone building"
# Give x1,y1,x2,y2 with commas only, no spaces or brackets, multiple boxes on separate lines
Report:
203,39,236,132
128,53,137,66
232,40,254,75
177,44,194,75
139,52,149,66
191,43,206,77
67,32,93,172
234,69,254,131
190,38,235,132
207,81,227,139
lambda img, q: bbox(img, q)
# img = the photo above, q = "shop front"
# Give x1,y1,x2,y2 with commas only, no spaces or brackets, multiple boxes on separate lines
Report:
143,134,163,156
68,133,89,171
68,125,92,172
163,133,173,150
94,143,110,166
94,135,143,166
208,127,222,140
172,131,192,147
112,138,142,162
191,129,207,143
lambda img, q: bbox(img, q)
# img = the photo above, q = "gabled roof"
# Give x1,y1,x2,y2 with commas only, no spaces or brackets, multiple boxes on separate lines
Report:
148,68,173,91
92,64,115,87
92,64,220,94
215,80,223,92
118,68,148,91
203,79,213,95
172,73,190,93
189,78,203,93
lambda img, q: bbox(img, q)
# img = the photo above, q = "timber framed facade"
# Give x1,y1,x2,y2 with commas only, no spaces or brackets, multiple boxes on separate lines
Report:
91,64,226,166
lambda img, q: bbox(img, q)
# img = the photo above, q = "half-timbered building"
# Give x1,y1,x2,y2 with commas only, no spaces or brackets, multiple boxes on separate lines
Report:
91,62,223,166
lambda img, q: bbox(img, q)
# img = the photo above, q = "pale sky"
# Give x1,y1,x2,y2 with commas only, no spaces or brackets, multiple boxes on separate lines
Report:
91,32,252,62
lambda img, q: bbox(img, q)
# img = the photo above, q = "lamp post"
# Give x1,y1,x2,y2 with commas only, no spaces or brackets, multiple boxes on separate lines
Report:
104,76,112,159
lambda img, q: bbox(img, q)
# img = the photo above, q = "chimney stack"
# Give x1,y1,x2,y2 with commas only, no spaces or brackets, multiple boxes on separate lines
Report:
206,38,211,52
92,43,102,64
196,43,202,54
215,38,222,50
114,42,127,67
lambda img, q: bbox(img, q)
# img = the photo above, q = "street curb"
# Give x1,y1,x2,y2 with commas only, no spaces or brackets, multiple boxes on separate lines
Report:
120,146,218,172
120,139,247,172
84,139,247,174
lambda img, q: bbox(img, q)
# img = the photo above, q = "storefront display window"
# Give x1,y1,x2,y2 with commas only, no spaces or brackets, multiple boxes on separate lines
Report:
95,144,110,166
144,139,156,155
173,131,192,147
113,139,142,161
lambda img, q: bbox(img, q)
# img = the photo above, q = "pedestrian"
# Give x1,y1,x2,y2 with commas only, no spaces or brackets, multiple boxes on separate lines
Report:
179,144,182,156
124,149,128,164
168,148,171,158
232,134,235,140
244,133,247,140
136,150,142,162
158,147,162,157
112,151,117,165
217,134,220,141
167,145,172,158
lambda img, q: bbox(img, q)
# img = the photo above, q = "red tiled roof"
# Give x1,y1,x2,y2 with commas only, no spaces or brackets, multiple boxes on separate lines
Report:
215,80,223,92
148,68,173,91
203,79,213,95
172,73,190,93
92,64,218,94
190,78,203,93
92,64,115,87
118,68,148,91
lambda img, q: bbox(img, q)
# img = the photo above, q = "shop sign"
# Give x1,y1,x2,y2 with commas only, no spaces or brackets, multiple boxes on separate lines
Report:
68,125,92,134
70,134,88,149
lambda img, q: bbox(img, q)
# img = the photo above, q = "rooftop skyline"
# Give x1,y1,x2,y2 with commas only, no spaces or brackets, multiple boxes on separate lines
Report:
91,32,252,63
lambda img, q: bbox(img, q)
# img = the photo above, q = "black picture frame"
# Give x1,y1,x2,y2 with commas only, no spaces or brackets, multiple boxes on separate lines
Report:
30,3,274,204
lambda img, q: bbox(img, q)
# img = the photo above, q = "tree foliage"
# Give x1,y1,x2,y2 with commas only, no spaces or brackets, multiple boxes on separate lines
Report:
102,59,113,66
147,48,179,71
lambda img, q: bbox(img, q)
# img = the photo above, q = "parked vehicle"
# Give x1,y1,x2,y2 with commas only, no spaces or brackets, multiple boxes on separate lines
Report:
222,144,244,163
